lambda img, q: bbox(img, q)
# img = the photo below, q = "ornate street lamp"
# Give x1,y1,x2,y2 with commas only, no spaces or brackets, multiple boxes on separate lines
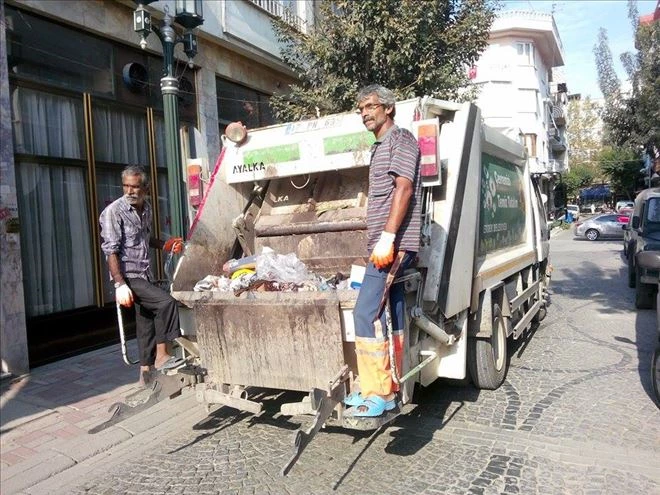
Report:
132,0,203,239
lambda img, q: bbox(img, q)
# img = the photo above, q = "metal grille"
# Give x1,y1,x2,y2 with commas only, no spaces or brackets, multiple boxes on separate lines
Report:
249,0,306,31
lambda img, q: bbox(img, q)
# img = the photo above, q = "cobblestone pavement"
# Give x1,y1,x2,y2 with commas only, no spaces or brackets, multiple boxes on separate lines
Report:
67,230,660,494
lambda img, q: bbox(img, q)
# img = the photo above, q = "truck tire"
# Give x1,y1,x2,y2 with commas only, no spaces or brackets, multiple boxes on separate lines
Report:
532,304,547,323
628,251,636,288
652,343,660,407
635,266,654,309
468,303,508,390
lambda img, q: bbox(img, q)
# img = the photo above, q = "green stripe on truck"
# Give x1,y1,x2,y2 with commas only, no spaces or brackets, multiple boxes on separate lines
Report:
323,132,375,155
243,143,300,164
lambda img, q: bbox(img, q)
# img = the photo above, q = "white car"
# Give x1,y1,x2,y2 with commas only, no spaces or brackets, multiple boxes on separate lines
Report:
616,200,634,212
567,204,580,221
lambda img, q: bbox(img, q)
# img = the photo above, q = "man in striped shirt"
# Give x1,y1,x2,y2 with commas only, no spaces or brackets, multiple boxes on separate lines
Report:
100,165,185,386
346,85,421,418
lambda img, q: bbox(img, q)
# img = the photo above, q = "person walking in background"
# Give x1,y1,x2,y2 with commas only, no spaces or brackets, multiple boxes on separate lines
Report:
590,203,596,215
345,85,422,418
99,165,185,385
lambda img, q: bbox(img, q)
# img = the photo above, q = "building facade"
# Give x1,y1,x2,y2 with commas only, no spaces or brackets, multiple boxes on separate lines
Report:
0,0,316,374
471,10,569,217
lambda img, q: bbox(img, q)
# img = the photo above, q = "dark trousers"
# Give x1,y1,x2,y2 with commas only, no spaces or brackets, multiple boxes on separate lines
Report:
125,278,181,366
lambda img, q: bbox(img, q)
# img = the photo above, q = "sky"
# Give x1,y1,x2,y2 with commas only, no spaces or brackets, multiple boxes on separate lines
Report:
501,0,658,99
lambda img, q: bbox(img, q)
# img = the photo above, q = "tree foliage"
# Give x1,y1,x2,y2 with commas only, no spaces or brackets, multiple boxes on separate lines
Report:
270,0,499,121
593,28,634,147
566,97,604,173
593,1,659,155
597,146,643,199
633,16,660,154
564,164,596,202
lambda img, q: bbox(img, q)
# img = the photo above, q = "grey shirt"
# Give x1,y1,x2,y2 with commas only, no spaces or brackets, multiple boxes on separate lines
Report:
367,125,422,252
99,196,154,281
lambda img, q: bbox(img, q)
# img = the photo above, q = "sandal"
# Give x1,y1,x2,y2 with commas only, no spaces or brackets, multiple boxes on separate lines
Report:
343,392,363,407
350,395,397,417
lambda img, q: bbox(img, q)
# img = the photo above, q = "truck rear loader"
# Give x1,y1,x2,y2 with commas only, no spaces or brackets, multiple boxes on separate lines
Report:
97,97,552,474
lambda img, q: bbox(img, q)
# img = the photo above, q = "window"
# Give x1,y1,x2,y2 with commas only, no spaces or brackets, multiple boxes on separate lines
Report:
516,42,534,65
477,81,513,118
517,89,538,114
523,133,537,157
12,87,94,317
646,198,660,222
6,5,113,96
216,78,275,143
8,5,198,324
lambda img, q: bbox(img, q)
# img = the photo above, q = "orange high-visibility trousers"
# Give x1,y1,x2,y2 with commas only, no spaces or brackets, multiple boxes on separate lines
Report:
353,252,414,397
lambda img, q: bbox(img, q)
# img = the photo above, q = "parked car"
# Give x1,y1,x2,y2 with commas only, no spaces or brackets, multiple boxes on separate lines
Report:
616,200,634,212
574,213,629,241
567,204,580,221
625,188,660,308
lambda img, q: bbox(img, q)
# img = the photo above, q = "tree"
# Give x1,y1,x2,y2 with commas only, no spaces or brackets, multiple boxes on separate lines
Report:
597,146,643,199
632,13,660,155
566,96,604,176
593,28,634,147
564,164,596,202
593,1,659,154
270,0,499,121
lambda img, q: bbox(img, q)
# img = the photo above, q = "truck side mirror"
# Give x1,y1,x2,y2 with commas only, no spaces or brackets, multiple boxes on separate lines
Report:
632,216,640,229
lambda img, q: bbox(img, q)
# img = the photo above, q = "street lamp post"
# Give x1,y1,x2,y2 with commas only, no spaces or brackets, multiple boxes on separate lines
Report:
132,0,203,239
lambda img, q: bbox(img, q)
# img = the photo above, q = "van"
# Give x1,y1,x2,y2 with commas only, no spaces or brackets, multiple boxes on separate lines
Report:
616,200,634,212
625,188,660,308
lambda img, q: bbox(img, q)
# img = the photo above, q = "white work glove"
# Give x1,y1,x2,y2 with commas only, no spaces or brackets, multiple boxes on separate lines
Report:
370,232,396,269
116,284,134,308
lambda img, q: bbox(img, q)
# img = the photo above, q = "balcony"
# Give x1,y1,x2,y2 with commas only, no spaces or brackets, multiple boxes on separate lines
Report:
528,157,566,174
249,0,307,31
549,133,567,151
548,159,567,173
552,103,565,126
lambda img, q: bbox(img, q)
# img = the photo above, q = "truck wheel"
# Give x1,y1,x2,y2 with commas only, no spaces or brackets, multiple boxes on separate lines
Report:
468,304,508,390
585,229,599,241
635,267,654,309
628,251,636,288
532,304,547,323
652,343,660,407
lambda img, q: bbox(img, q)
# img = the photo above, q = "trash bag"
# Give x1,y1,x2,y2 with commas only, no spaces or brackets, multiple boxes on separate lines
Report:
256,250,311,284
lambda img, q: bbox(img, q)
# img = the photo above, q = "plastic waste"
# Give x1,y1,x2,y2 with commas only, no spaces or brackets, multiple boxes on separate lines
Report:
223,254,257,276
256,250,311,284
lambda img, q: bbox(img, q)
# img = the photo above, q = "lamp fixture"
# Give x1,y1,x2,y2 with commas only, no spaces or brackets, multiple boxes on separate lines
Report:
130,0,204,239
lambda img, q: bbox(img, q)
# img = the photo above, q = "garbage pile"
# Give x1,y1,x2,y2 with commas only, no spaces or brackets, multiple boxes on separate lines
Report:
193,248,354,295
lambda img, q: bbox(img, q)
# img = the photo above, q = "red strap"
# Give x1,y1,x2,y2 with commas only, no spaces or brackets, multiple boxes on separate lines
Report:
374,251,406,321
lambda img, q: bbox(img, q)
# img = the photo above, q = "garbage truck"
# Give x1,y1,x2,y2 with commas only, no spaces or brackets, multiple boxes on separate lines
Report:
96,96,551,474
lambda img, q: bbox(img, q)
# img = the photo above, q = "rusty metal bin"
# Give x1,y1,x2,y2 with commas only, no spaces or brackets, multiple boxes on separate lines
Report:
173,289,359,392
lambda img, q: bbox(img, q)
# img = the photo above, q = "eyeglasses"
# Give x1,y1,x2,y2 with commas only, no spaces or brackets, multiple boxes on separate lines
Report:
356,103,383,114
